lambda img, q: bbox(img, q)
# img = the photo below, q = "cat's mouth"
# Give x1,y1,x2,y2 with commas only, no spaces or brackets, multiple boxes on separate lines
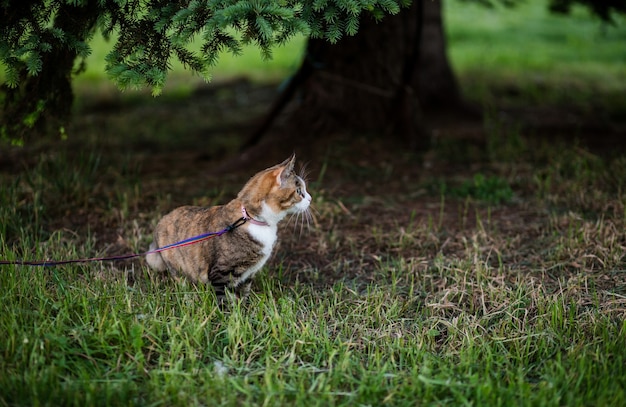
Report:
295,195,312,213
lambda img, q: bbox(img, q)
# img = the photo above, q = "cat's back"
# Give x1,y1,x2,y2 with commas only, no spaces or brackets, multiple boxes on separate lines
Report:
152,205,225,283
155,205,222,243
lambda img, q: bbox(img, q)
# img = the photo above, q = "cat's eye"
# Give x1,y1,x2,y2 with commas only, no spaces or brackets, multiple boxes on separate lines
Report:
296,187,302,196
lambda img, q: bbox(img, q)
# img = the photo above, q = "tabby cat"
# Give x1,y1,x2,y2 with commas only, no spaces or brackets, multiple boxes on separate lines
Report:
145,155,311,299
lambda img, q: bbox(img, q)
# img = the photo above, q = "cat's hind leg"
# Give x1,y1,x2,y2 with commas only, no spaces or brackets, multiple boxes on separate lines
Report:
146,242,167,272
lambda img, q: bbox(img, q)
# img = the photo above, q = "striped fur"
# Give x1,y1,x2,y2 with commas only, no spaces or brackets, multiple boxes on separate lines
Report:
146,155,311,299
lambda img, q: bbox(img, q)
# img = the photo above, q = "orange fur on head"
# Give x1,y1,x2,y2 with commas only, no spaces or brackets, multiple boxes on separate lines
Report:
237,155,298,217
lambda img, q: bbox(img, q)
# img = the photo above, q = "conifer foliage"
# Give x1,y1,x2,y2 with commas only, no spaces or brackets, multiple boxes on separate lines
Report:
1,0,408,143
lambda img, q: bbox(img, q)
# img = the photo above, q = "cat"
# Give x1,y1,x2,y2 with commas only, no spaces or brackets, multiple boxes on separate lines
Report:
145,155,311,299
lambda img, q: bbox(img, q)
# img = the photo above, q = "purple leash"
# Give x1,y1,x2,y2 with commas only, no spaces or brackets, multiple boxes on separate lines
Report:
0,217,248,267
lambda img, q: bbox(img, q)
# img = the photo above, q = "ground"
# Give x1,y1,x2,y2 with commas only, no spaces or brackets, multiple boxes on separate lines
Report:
1,78,625,405
2,78,624,296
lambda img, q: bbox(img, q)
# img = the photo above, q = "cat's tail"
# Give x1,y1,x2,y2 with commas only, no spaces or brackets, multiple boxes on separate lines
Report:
145,242,167,272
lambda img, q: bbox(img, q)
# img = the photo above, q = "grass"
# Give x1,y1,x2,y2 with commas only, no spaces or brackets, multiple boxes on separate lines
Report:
1,122,626,405
445,1,626,79
2,1,626,405
444,0,626,112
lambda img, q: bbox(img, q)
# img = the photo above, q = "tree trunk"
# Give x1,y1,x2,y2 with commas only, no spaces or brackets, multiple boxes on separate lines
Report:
249,0,460,151
1,2,99,143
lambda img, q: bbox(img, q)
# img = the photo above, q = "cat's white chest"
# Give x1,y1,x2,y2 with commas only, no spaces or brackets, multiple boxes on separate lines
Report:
248,223,277,255
236,224,277,285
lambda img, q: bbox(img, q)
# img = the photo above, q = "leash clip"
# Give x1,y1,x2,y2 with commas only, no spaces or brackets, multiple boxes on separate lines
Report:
226,217,247,232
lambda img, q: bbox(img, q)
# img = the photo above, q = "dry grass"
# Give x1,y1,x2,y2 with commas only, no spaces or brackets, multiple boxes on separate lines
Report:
1,83,625,405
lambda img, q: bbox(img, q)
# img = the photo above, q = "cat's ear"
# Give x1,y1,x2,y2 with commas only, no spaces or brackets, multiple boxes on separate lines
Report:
274,154,296,186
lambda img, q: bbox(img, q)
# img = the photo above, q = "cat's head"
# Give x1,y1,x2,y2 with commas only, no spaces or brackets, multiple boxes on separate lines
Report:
239,154,312,225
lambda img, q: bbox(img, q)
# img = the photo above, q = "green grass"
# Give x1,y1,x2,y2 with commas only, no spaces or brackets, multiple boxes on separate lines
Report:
2,269,624,406
1,130,626,405
2,1,626,405
1,241,625,405
441,173,514,204
444,0,626,110
446,1,626,77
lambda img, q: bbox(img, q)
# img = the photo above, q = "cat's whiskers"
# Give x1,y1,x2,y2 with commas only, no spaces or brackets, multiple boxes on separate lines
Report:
298,162,311,182
289,211,304,238
303,210,311,237
296,212,304,239
302,211,310,238
286,211,298,230
286,206,312,239
305,201,320,217
303,206,313,234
